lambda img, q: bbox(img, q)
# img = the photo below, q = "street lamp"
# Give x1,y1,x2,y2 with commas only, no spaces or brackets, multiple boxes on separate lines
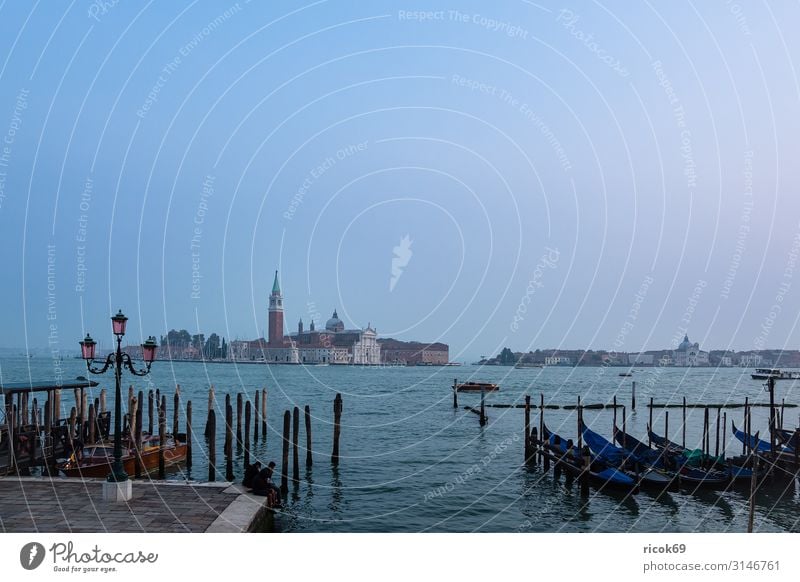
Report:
79,310,157,486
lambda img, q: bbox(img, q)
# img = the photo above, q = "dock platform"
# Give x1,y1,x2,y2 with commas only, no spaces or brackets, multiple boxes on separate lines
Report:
0,477,273,533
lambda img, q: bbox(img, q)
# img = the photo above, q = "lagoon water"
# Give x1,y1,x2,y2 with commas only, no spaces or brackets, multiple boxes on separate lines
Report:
3,356,799,532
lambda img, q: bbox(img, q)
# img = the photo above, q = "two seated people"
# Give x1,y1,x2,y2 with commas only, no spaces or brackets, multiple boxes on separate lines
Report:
242,461,282,507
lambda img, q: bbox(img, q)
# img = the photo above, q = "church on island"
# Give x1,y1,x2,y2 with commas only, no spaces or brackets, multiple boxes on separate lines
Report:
232,271,381,365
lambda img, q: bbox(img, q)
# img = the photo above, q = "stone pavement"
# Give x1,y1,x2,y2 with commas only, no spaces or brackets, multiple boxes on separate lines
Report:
0,477,270,532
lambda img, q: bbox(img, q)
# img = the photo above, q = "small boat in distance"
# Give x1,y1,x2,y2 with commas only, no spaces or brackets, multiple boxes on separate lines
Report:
619,372,633,377
751,368,800,380
455,381,499,392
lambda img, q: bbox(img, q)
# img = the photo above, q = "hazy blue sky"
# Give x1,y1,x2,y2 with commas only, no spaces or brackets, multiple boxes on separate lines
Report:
0,1,798,361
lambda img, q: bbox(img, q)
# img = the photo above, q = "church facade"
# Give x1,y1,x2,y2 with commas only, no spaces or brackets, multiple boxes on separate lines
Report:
673,334,709,366
252,271,381,365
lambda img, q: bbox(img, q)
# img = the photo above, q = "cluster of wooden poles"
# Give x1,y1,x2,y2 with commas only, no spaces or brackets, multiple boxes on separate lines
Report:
6,386,111,446
199,387,344,495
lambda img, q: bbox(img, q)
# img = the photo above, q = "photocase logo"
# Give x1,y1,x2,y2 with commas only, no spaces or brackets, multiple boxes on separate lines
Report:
390,235,413,292
20,542,46,570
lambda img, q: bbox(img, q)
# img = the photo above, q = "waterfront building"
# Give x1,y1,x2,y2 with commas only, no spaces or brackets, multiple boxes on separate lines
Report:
739,353,766,367
378,339,449,365
628,353,654,365
673,334,709,366
227,340,250,362
289,311,380,365
254,271,381,364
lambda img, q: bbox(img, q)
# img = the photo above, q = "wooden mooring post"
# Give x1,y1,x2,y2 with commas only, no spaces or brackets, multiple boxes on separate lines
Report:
130,395,139,477
479,384,487,426
631,381,636,412
88,403,96,444
69,407,77,443
682,396,687,449
244,400,251,470
134,392,144,478
98,388,104,415
254,390,260,443
622,406,627,450
530,427,538,465
54,389,62,424
332,393,342,465
158,395,167,479
281,410,290,495
780,398,786,431
715,408,721,458
577,396,583,450
292,406,300,484
743,397,749,455
236,393,243,448
186,400,193,469
722,411,727,458
452,378,458,408
261,389,267,442
304,405,313,468
173,386,180,438
149,389,155,436
540,393,548,469
702,407,710,465
207,409,216,482
20,393,28,427
524,395,531,463
580,446,590,497
225,398,234,482
747,451,758,533
613,395,617,430
204,385,214,439
648,397,654,446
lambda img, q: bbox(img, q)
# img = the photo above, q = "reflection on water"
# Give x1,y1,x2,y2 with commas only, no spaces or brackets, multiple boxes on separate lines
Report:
3,357,800,532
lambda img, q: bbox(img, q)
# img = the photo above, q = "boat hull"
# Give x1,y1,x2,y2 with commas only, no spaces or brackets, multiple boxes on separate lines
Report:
60,441,187,478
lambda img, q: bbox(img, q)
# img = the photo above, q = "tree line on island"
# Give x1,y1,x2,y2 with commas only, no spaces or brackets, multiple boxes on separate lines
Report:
480,347,800,368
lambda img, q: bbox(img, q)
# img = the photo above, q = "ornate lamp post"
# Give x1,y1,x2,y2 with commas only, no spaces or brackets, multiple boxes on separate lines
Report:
79,310,158,488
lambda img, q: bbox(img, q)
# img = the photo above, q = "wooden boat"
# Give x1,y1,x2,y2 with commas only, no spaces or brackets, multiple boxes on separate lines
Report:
615,425,737,487
731,422,772,453
618,372,633,377
455,381,499,392
612,425,666,467
59,435,187,478
581,423,674,490
543,425,639,492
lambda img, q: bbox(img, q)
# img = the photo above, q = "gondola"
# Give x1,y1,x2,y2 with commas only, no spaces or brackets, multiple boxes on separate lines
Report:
648,426,753,480
543,424,639,493
581,423,674,490
648,427,723,467
614,425,731,488
612,425,668,468
731,422,772,453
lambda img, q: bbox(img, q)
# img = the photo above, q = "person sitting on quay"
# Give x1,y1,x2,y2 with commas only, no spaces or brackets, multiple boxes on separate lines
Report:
243,461,261,488
252,461,281,506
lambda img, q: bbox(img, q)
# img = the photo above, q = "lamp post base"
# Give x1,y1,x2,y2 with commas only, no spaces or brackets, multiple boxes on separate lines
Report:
102,479,133,502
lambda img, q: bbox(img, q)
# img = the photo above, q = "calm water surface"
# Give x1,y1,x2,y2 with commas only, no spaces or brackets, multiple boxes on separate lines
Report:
3,357,800,532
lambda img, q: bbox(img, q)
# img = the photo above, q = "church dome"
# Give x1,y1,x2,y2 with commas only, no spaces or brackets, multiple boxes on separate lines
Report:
678,334,692,351
325,310,345,332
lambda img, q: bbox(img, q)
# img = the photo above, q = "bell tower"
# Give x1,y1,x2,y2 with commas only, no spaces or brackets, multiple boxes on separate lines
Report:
268,270,284,346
